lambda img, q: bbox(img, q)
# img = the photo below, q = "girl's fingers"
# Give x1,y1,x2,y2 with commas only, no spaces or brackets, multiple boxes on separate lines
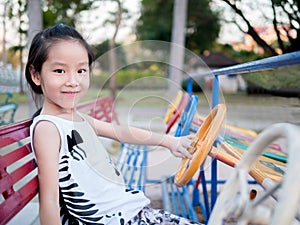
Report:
169,135,196,159
177,140,193,159
179,148,192,159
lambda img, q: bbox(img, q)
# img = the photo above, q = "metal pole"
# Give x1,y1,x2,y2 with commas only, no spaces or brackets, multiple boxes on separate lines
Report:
211,75,219,209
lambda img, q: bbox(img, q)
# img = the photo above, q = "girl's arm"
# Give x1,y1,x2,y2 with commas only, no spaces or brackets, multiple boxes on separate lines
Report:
33,121,61,225
86,115,194,159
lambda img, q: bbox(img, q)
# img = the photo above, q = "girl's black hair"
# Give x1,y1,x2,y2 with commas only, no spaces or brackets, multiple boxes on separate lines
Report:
32,107,42,119
25,24,95,98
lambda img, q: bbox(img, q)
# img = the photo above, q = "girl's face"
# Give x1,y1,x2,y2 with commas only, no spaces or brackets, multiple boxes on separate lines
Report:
32,40,90,113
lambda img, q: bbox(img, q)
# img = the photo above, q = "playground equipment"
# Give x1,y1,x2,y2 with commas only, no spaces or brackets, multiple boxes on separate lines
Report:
163,51,300,224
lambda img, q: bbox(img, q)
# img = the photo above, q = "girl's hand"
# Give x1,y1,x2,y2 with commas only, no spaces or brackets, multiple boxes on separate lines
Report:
168,135,195,159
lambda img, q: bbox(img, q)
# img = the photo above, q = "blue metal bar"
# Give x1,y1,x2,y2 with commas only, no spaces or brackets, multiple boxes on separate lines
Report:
210,76,220,209
182,185,199,221
200,166,210,219
211,76,219,107
170,177,180,215
182,96,198,135
189,51,300,80
176,185,188,218
187,77,193,94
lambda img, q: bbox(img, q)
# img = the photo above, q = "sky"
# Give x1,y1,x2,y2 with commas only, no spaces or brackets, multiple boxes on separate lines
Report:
68,0,142,45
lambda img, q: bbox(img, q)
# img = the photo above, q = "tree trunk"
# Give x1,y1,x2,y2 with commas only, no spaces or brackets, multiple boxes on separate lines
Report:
247,26,278,56
28,0,43,47
109,40,117,100
222,0,278,56
109,0,122,100
168,0,188,101
2,2,8,67
27,0,43,116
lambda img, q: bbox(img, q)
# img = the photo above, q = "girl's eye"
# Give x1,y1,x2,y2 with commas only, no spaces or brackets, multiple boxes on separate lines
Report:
54,69,65,74
78,69,87,74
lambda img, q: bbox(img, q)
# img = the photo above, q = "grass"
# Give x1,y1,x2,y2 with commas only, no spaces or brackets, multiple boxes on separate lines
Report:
1,88,299,108
0,92,30,104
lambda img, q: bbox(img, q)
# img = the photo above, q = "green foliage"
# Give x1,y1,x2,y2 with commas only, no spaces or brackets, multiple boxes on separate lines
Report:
93,40,110,59
116,69,163,87
136,0,220,53
93,40,128,71
136,0,173,41
185,0,220,54
90,68,166,89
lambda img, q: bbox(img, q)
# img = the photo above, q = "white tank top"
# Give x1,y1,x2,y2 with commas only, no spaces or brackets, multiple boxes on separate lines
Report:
30,114,150,225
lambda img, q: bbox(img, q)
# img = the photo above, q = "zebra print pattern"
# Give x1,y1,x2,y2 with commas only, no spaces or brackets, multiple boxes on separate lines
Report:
58,130,127,224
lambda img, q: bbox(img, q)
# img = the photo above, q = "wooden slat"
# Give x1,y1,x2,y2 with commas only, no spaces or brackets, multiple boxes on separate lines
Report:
11,159,37,185
1,144,32,168
77,96,119,124
0,120,31,148
0,177,38,225
0,172,13,194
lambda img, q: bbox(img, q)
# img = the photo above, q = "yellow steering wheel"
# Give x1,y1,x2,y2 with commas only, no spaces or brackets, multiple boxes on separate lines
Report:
175,104,226,187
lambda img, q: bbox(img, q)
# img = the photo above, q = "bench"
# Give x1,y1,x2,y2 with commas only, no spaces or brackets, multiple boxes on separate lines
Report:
0,93,18,126
0,96,148,225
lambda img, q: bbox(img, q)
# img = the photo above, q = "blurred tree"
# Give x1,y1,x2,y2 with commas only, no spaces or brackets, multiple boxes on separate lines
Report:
27,0,43,114
42,0,97,28
93,40,127,70
107,0,122,100
220,0,300,55
8,0,27,93
1,0,9,67
135,0,221,54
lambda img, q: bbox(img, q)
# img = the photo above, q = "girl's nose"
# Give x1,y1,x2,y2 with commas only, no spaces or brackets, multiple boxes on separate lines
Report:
66,73,79,87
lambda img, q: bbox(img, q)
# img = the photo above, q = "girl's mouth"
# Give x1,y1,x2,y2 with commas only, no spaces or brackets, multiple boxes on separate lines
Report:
62,91,79,97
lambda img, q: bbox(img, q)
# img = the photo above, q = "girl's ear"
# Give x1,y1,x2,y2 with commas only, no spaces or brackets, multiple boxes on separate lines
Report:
29,65,41,86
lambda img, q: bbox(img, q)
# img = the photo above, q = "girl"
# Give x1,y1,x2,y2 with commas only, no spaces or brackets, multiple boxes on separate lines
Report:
26,24,200,225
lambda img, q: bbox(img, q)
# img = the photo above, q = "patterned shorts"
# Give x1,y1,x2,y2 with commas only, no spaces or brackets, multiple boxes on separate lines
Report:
126,207,202,225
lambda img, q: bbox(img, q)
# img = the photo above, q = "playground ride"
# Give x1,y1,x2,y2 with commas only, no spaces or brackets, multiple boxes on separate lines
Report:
162,88,292,222
166,92,285,186
164,91,297,224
